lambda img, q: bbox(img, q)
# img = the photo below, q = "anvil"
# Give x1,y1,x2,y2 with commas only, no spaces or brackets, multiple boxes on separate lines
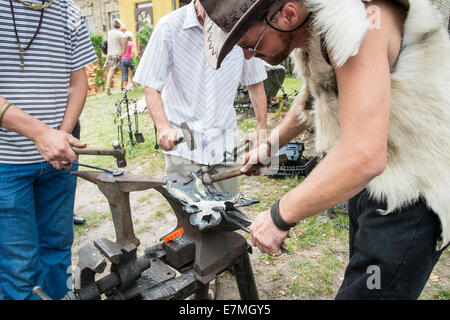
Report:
71,169,259,299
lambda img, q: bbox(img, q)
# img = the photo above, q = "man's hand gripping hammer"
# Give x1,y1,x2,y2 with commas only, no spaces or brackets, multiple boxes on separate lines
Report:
72,140,127,168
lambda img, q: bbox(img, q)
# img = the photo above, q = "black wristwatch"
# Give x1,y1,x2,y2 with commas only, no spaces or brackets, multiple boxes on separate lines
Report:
270,200,297,231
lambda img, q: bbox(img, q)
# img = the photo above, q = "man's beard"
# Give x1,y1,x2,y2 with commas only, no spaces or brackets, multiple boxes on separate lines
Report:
256,31,294,66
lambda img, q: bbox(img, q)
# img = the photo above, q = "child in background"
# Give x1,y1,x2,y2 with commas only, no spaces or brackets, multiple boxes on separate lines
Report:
121,31,137,91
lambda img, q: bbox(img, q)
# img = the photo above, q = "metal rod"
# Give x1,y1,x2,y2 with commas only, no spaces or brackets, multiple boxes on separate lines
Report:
71,162,123,176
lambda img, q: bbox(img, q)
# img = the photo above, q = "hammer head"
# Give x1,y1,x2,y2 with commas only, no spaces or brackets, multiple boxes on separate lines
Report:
116,156,127,168
180,122,196,151
112,141,127,168
200,166,212,185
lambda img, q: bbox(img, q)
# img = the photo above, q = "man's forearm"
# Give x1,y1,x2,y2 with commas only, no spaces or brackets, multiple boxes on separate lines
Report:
247,82,267,130
60,68,89,134
144,87,171,131
269,107,308,151
0,96,52,141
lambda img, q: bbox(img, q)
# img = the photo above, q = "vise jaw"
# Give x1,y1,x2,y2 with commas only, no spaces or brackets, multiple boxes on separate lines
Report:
74,238,150,300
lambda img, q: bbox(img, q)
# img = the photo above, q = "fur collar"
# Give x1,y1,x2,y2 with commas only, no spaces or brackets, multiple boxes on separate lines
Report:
305,0,449,67
306,0,370,67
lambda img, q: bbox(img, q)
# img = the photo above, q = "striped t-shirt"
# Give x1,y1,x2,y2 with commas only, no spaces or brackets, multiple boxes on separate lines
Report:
0,0,97,164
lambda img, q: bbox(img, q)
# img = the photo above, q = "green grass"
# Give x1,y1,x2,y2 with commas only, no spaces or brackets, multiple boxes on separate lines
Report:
431,289,450,300
269,268,284,281
288,214,349,250
289,246,343,298
238,118,258,133
137,191,152,203
74,210,111,237
136,224,152,234
241,175,302,213
277,76,302,100
79,83,164,172
153,209,165,219
420,281,450,300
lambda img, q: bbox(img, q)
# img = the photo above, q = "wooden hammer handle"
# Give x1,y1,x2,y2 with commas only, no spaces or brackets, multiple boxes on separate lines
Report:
210,166,253,183
72,147,123,156
210,154,288,183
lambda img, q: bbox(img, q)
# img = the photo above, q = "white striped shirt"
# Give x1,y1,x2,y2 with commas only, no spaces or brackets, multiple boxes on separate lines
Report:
134,2,267,165
0,0,97,164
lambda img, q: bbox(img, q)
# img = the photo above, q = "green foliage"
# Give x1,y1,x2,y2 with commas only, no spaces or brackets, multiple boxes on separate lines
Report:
90,34,104,59
136,24,155,54
94,65,106,89
90,34,106,89
276,93,294,116
275,76,300,115
132,55,140,73
281,57,294,76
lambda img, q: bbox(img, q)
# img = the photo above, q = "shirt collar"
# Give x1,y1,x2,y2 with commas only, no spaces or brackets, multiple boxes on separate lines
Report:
183,2,202,30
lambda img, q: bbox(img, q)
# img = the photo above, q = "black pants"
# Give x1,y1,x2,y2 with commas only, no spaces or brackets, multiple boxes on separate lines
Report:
336,189,447,300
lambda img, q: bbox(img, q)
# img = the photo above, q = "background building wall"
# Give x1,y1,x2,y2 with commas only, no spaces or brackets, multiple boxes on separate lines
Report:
76,0,121,35
118,0,180,36
75,0,191,36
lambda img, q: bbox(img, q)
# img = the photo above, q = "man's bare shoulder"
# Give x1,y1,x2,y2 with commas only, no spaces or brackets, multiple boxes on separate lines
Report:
365,0,407,68
365,0,407,32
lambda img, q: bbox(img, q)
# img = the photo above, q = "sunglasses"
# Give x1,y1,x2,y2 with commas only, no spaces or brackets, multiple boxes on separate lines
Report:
239,6,311,53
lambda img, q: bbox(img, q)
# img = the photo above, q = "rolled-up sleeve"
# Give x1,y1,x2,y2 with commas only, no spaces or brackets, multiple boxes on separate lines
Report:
133,21,173,91
240,57,267,86
70,12,97,71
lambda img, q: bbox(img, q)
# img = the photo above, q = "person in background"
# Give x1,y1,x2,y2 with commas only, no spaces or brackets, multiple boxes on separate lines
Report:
121,31,137,91
105,19,124,95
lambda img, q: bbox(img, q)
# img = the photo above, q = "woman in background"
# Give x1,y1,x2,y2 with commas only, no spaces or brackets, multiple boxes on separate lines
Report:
121,31,137,91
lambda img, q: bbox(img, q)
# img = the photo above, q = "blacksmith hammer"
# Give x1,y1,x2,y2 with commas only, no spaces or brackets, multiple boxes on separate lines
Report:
173,121,196,150
201,154,288,186
72,140,127,168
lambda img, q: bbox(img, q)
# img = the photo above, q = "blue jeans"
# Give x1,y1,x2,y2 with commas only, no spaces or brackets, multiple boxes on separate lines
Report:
0,162,77,300
121,58,134,82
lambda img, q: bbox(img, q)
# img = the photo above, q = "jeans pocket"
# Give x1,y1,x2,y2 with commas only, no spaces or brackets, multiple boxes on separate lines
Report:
0,163,38,211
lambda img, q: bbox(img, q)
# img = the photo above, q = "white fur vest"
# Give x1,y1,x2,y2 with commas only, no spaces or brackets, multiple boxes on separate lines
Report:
291,0,450,249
